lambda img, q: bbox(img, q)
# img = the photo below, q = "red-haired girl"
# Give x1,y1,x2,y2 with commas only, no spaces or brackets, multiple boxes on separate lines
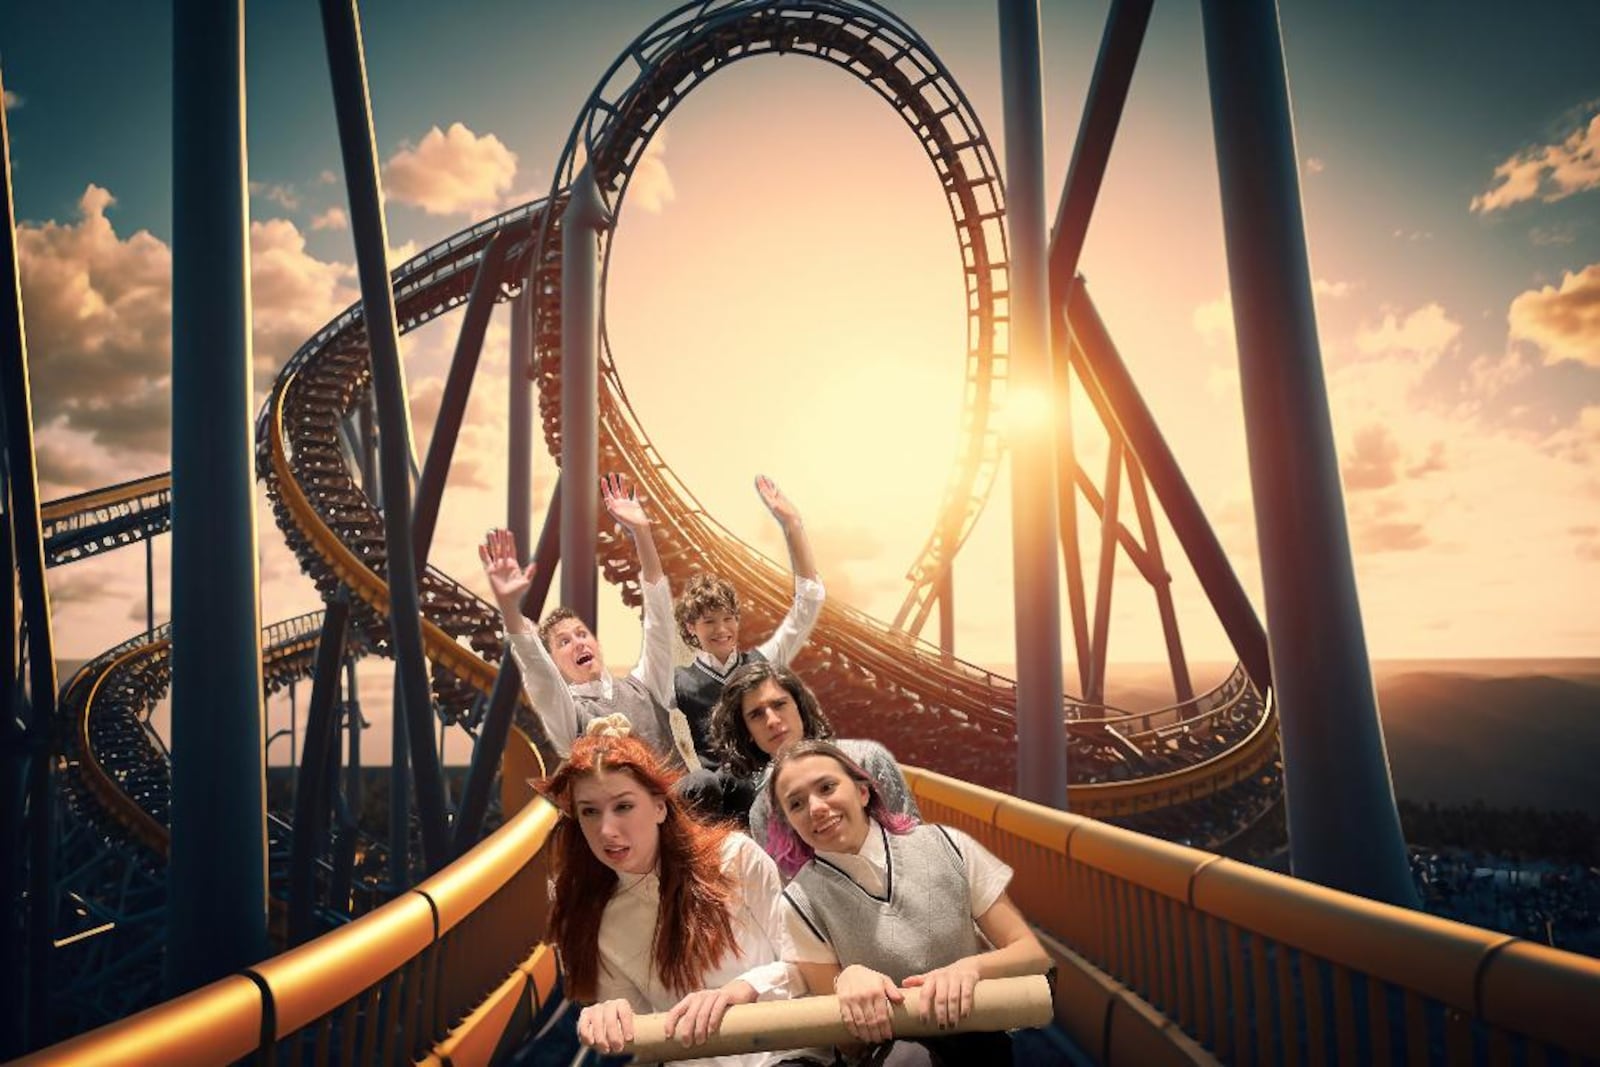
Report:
539,718,829,1066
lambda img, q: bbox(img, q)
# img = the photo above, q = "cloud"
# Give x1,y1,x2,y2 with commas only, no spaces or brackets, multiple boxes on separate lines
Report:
1314,278,1353,299
1304,156,1325,175
1355,302,1461,361
1351,518,1430,554
3,89,21,111
310,206,348,231
382,122,518,217
1471,112,1600,213
1530,224,1578,246
627,128,676,214
1342,423,1403,491
248,217,360,377
16,185,173,456
1507,263,1600,368
249,181,301,212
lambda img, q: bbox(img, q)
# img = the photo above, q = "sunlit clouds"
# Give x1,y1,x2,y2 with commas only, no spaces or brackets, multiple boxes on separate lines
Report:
1471,110,1600,213
1508,264,1600,368
381,121,519,217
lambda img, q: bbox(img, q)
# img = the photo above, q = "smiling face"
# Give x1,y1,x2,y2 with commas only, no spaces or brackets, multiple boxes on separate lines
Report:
571,769,666,876
740,678,804,758
688,609,741,661
546,617,605,684
774,753,872,855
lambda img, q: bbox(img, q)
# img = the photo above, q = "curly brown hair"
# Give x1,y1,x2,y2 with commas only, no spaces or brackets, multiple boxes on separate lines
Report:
537,606,582,650
673,574,740,648
708,661,834,777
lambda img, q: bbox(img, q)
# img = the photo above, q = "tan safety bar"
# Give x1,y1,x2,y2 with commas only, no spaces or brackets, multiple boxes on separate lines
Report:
623,974,1053,1062
903,765,1600,1064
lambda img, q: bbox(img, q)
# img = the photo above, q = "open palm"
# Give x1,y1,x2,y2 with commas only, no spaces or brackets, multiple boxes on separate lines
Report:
755,474,799,527
601,472,650,529
478,528,535,601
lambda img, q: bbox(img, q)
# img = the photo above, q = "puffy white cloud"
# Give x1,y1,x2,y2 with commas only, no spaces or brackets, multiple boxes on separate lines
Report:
17,185,173,456
382,122,518,217
1507,263,1600,368
3,89,22,111
310,206,348,231
627,128,676,215
1471,112,1600,214
1304,156,1325,175
1342,423,1404,491
248,217,360,377
1355,302,1461,362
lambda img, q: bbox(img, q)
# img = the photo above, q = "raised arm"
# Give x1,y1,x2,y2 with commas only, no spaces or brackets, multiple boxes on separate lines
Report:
604,474,675,704
480,528,581,755
753,476,825,666
603,472,663,584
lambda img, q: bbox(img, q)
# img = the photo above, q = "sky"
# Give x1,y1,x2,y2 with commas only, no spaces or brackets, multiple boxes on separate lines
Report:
4,1,1598,757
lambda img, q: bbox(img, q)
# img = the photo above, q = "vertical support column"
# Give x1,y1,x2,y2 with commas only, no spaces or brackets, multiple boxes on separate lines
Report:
319,0,450,876
559,168,612,628
1087,441,1122,705
1,60,61,1054
166,0,269,996
1201,0,1417,906
508,289,534,560
288,598,349,945
936,565,954,662
145,534,156,634
997,0,1067,808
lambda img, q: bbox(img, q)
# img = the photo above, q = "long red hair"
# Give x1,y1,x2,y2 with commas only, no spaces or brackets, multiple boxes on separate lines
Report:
538,732,738,1000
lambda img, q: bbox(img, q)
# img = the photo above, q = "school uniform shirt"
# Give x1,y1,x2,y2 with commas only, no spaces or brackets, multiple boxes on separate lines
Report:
780,823,1012,967
595,833,828,1067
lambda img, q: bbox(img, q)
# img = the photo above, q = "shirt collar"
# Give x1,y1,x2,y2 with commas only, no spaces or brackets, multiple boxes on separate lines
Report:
694,649,742,675
570,673,615,701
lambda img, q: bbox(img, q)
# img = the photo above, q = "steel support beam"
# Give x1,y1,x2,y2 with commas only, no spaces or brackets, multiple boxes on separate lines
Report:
0,60,54,1056
559,168,611,628
288,599,349,945
1065,284,1272,693
1046,0,1151,698
1201,0,1417,906
997,0,1067,808
1087,441,1122,705
1125,458,1193,704
508,290,534,559
413,226,518,568
319,0,450,875
452,480,563,854
166,0,269,997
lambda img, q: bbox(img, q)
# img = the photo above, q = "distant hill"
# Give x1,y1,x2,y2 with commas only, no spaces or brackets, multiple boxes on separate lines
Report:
1376,669,1600,816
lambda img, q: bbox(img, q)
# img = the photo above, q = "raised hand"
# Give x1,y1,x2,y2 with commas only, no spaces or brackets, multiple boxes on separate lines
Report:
754,474,801,530
601,472,651,533
576,998,635,1055
477,527,535,606
903,959,981,1030
834,964,903,1045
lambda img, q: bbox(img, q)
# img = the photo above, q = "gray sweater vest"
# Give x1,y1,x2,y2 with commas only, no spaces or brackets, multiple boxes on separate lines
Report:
673,649,766,769
575,676,689,773
783,824,979,983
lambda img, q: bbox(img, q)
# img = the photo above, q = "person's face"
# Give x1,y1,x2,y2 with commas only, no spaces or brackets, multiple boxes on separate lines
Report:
740,679,804,758
547,618,605,684
572,769,666,876
775,754,871,854
688,609,740,661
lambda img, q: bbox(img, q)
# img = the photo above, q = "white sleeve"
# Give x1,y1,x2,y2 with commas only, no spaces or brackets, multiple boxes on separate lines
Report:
780,887,839,967
730,837,797,999
505,632,580,756
594,960,650,1015
754,576,826,666
630,576,677,707
942,826,1014,917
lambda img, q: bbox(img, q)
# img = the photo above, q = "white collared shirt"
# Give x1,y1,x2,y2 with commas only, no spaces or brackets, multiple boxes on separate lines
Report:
594,834,822,1067
505,575,678,756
